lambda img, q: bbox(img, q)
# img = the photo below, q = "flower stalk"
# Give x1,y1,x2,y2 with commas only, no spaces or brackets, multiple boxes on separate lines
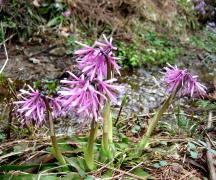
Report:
138,63,207,154
101,54,113,158
102,100,111,155
138,86,179,153
44,97,68,171
84,120,99,170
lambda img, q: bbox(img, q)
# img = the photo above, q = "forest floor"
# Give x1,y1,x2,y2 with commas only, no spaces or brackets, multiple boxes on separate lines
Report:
0,31,215,179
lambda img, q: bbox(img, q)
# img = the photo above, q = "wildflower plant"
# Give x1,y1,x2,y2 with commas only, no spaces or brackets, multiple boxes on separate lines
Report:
13,85,68,170
138,64,207,153
12,35,120,171
58,35,121,169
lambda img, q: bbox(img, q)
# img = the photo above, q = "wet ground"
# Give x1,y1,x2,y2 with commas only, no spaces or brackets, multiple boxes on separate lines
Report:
1,44,215,104
0,41,215,134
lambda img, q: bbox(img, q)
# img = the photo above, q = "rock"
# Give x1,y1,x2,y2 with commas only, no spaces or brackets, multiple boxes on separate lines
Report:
29,57,40,64
49,47,66,56
148,96,156,102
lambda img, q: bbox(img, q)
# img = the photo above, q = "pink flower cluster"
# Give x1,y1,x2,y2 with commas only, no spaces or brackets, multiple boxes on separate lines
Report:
164,64,206,97
14,35,121,126
14,85,46,126
191,0,206,15
75,35,120,80
14,85,63,126
58,35,121,122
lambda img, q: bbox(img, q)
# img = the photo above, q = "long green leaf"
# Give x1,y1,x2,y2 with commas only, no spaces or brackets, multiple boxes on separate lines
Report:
0,163,56,171
0,174,58,180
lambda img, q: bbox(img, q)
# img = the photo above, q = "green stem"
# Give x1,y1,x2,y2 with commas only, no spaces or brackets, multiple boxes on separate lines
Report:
102,101,110,155
101,54,113,158
84,120,99,170
44,98,68,171
106,57,112,146
108,112,113,144
138,86,179,153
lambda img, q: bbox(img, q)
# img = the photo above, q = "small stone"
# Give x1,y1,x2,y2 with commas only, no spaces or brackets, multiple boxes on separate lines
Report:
29,57,40,64
148,96,156,101
158,92,165,97
49,47,66,56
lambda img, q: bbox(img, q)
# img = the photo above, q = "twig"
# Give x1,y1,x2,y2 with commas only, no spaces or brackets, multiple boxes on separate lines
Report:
28,45,57,57
0,23,9,74
0,134,66,149
114,105,124,126
0,145,43,163
0,41,9,74
93,152,122,175
179,170,196,180
205,111,216,180
205,132,216,149
151,138,188,144
118,162,143,180
114,93,127,126
117,112,201,125
0,33,15,46
6,105,12,139
95,161,150,180
37,165,69,180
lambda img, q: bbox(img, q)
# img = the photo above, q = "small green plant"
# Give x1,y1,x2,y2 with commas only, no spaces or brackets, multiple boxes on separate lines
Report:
153,160,168,169
187,141,216,159
189,31,216,53
117,45,139,67
176,0,199,30
0,1,68,41
0,30,4,42
117,32,182,68
176,108,202,137
33,79,58,95
187,142,198,159
196,99,216,110
0,73,5,85
65,35,76,55
141,47,182,64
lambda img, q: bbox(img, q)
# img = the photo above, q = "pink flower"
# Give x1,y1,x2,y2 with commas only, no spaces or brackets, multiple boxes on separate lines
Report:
78,49,108,80
164,64,186,93
13,86,64,126
57,72,106,121
74,45,95,57
183,74,207,97
62,10,71,17
164,64,207,97
96,78,121,103
14,85,46,126
95,34,117,52
75,35,120,80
